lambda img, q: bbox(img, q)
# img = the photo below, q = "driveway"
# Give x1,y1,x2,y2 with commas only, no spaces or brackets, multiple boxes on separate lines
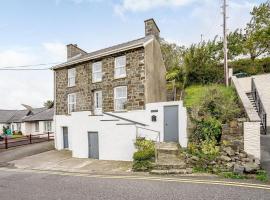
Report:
10,150,133,175
0,141,54,164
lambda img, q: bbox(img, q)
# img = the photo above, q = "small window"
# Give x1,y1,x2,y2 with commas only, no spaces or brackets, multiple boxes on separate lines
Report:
16,123,21,132
68,93,76,114
114,56,126,79
92,62,102,83
35,122,39,132
44,121,52,132
114,86,127,111
68,68,76,87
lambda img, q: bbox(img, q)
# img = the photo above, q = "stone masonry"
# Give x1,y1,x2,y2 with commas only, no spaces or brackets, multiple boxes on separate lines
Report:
55,47,145,115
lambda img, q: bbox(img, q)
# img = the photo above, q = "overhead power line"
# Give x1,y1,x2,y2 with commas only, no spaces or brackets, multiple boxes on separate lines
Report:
0,68,50,71
0,61,62,69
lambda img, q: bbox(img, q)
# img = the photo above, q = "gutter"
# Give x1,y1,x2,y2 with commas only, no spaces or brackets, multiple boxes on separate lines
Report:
52,42,146,70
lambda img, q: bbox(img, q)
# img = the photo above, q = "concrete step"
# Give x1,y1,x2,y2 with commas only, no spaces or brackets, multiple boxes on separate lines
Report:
156,142,180,155
154,161,187,170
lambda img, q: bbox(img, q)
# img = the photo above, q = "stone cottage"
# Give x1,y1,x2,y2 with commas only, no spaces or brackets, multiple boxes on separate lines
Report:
53,19,188,161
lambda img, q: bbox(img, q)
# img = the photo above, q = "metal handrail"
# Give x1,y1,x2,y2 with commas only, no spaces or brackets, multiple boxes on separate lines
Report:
251,78,267,134
135,126,160,163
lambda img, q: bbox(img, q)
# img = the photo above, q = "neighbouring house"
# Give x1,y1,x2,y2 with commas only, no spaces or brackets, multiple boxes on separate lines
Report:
0,105,54,135
53,18,188,161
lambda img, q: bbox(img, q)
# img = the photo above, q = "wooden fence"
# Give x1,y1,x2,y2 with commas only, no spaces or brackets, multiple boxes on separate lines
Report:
0,133,54,150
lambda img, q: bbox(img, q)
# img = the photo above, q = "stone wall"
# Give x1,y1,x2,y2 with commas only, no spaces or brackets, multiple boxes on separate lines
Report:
55,47,146,115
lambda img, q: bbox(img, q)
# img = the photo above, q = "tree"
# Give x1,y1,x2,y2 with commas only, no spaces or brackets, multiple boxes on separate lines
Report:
184,38,223,85
244,1,270,60
44,100,54,108
226,29,245,60
160,38,185,70
160,38,186,99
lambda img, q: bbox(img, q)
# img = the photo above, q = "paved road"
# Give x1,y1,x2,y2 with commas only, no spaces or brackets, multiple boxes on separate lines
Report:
0,169,269,200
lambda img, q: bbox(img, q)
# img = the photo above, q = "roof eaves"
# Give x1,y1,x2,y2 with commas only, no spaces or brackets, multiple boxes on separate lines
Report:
52,36,153,70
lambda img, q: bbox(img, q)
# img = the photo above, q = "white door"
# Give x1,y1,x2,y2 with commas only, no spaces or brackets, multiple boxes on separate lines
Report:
94,91,102,115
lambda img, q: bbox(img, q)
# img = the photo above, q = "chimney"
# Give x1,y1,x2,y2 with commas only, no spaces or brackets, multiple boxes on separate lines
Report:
144,18,160,39
66,44,87,60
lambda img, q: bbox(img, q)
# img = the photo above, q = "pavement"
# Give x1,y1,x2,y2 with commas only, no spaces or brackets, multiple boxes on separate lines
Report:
261,135,270,174
10,150,134,175
0,168,270,200
0,141,54,164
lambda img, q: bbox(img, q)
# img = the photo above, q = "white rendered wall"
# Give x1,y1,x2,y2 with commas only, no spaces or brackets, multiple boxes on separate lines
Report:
244,122,261,159
54,101,188,161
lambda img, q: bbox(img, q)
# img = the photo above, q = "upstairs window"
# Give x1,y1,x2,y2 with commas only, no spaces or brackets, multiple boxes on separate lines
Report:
68,93,76,114
114,86,127,111
92,62,102,83
68,68,76,87
114,56,126,79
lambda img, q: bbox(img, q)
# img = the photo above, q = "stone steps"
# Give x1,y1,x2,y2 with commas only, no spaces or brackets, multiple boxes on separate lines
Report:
156,142,180,155
151,142,188,174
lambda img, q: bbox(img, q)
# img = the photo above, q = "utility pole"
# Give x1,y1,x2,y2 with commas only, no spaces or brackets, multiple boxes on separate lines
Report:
222,0,229,86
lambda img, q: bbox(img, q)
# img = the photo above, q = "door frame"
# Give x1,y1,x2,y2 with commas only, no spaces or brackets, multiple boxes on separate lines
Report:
88,132,99,159
163,105,179,142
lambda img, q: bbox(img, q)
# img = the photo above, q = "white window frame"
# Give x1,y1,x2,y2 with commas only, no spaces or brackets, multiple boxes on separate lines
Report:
35,122,39,132
68,68,76,87
92,62,102,83
94,90,102,115
114,56,126,79
68,93,76,114
114,86,127,111
44,121,52,132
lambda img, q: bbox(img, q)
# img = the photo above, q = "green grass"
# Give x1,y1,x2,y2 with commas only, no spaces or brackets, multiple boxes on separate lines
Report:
11,134,23,139
219,172,247,179
256,170,269,182
184,84,236,108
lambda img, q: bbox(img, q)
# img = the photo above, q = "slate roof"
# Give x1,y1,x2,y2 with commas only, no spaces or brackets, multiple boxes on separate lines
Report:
0,110,17,123
23,108,54,122
0,107,54,123
52,35,154,70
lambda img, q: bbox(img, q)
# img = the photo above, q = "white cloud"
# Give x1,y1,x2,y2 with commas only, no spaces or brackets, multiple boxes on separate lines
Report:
43,42,66,62
0,42,66,109
114,0,195,15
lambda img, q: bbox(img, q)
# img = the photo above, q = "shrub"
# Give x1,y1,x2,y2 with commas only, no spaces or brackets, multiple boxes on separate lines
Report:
228,57,270,75
193,117,222,143
132,138,155,172
133,149,155,161
201,140,220,157
184,84,242,123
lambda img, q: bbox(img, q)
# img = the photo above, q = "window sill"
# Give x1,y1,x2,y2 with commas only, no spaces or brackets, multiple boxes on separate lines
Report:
114,76,126,80
92,80,102,83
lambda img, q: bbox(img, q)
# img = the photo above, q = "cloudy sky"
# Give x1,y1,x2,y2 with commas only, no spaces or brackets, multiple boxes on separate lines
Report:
0,0,265,109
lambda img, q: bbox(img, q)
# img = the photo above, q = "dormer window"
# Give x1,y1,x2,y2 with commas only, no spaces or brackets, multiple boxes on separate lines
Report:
68,68,76,87
114,56,126,79
92,62,102,83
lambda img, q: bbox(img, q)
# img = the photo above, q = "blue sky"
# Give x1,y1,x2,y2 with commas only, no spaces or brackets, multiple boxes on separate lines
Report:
0,0,265,109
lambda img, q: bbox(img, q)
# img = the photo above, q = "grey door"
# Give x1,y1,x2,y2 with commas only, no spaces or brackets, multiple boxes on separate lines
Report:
63,127,69,149
164,106,179,142
88,132,99,159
